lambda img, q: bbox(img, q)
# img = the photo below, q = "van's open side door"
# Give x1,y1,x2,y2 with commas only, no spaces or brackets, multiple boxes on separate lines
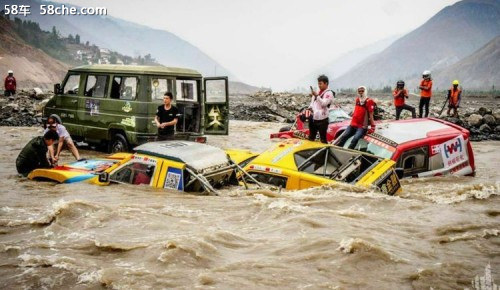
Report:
203,77,229,135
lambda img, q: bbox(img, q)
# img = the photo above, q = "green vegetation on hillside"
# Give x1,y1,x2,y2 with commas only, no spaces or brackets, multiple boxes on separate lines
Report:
2,14,159,66
11,17,73,62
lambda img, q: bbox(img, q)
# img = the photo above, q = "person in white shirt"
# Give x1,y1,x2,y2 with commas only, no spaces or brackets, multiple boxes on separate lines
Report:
308,75,335,143
44,115,80,164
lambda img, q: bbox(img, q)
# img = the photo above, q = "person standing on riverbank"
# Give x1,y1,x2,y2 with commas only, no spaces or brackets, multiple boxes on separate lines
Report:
308,75,334,144
447,80,462,118
4,70,16,96
419,70,433,118
393,80,416,120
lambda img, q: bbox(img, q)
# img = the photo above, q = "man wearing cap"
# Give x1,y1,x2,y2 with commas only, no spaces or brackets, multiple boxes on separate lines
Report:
4,70,16,96
447,80,462,118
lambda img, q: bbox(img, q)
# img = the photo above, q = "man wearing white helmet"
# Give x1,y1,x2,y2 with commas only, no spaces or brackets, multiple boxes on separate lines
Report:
4,70,16,96
418,70,432,118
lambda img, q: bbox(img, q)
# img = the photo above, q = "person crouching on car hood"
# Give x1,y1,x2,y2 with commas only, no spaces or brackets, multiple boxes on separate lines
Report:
308,75,334,144
333,86,376,149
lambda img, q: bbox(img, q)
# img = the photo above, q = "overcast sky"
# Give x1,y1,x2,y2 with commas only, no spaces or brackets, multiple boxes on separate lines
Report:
53,0,459,89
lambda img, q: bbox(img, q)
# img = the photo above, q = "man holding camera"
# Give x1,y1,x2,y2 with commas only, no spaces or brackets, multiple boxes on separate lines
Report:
393,80,416,120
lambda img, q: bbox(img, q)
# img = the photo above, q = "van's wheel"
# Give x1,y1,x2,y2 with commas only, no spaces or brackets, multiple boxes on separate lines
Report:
108,133,129,153
279,126,291,132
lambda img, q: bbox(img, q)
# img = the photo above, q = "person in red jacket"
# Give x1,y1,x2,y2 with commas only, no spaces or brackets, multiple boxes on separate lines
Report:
418,70,432,118
333,86,376,149
393,80,416,120
447,80,462,117
4,70,16,96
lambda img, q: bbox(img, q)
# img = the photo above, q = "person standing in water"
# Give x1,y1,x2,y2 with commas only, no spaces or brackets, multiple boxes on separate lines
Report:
16,130,59,176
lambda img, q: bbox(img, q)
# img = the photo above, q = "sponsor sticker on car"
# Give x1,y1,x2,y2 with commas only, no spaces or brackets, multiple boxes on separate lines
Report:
376,169,400,196
440,135,467,169
164,167,184,190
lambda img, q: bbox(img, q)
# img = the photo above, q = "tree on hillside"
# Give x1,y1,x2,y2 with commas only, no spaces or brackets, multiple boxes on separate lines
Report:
109,53,117,64
75,34,80,44
68,34,74,43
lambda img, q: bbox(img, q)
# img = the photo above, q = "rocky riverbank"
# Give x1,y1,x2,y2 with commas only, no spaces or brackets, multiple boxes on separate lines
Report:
229,91,500,141
1,90,499,141
441,108,500,141
0,89,51,126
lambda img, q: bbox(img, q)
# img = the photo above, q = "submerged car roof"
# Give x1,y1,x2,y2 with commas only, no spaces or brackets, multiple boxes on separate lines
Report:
251,139,325,170
134,141,229,172
70,64,202,78
373,118,465,145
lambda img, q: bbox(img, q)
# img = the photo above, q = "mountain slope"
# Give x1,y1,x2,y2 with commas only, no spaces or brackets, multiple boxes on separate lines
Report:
0,16,69,89
0,0,235,79
295,35,399,88
333,0,500,89
430,35,500,89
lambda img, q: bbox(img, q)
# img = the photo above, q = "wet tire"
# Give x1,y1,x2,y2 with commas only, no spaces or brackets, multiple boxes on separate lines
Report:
279,126,291,132
108,133,129,153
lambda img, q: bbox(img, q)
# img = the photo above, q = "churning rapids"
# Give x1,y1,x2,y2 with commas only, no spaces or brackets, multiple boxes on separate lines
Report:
0,121,499,289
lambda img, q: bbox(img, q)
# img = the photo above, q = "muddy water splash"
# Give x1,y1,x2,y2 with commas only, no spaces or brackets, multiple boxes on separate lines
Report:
0,121,499,289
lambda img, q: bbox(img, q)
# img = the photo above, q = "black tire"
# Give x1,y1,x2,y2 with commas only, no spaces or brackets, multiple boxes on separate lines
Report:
108,133,129,153
279,126,291,132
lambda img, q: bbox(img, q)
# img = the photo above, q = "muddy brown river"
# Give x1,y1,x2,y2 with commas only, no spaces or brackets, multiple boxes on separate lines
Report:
0,121,499,289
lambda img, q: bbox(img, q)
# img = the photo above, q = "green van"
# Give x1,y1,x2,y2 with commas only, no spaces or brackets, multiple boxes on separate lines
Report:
44,65,229,152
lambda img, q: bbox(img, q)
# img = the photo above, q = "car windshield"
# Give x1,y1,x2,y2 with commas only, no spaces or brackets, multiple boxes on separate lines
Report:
343,137,394,159
328,108,351,123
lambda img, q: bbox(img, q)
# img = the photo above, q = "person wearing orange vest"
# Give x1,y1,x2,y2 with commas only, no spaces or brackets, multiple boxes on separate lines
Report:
447,80,462,117
418,70,432,118
393,80,416,120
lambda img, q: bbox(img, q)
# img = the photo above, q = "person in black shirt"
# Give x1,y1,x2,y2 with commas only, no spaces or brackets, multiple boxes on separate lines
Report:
16,130,59,176
155,92,179,141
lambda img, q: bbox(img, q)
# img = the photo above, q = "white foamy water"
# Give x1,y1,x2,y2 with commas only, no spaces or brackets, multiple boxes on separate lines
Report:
0,122,499,289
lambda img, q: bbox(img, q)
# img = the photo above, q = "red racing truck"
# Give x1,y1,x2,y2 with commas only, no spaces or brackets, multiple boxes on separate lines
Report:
271,109,475,178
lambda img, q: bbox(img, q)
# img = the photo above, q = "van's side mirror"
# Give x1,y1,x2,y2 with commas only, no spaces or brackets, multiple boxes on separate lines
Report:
54,83,61,94
98,172,110,183
395,168,404,179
